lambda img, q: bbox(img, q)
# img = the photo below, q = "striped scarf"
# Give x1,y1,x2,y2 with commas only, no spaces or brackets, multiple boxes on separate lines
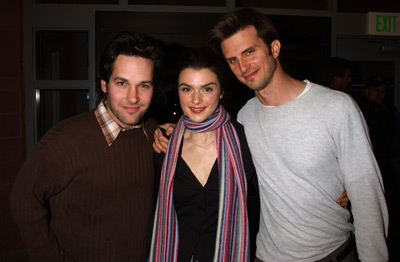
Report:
149,105,249,262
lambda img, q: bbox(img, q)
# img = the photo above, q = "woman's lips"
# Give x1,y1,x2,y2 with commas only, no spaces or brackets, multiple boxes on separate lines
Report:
190,107,205,114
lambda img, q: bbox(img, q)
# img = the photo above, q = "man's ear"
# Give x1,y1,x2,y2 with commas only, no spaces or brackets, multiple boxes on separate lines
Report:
270,40,281,58
220,91,224,99
101,80,107,93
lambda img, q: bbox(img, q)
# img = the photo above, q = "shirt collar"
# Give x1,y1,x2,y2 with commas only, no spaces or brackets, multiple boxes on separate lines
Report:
95,100,145,146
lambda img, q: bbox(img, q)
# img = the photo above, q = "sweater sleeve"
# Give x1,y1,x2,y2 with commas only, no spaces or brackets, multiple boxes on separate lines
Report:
154,151,165,195
9,130,66,261
335,101,389,262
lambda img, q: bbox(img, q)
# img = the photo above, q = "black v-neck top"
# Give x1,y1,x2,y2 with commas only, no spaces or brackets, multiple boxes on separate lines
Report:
154,120,257,262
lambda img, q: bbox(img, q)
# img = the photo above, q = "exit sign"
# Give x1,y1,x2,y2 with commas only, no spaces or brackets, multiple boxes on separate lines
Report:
367,12,400,36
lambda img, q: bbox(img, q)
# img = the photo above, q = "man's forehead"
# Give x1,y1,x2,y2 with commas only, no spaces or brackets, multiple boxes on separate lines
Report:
114,54,153,66
221,27,262,57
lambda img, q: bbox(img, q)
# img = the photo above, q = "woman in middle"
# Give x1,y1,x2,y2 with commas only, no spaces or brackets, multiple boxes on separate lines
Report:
149,48,257,262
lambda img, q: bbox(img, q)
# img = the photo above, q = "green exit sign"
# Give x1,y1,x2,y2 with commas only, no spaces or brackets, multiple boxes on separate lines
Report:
367,12,400,36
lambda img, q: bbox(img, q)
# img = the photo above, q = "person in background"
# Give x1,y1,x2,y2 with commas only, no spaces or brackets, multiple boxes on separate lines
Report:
9,32,163,262
358,75,399,175
357,75,400,259
154,7,387,262
149,48,257,262
316,57,352,94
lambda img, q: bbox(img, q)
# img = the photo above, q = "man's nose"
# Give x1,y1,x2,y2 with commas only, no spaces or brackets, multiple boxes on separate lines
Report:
238,59,250,73
127,87,139,103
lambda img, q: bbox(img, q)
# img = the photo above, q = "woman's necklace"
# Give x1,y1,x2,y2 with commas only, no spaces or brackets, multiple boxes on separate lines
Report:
185,138,215,148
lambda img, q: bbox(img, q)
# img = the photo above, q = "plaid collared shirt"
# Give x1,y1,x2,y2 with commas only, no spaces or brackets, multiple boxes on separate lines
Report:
95,100,145,146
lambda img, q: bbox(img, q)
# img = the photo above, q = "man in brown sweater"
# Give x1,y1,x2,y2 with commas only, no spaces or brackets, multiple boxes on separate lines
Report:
9,32,163,261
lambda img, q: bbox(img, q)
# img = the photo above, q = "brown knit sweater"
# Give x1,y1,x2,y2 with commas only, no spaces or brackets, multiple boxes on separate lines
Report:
10,109,158,262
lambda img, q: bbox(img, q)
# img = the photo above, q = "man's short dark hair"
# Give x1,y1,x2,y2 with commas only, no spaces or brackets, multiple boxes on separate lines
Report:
317,57,351,87
96,32,163,103
209,8,280,56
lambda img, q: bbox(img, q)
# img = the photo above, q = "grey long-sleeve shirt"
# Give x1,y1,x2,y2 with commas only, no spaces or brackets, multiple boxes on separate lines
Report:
238,80,388,262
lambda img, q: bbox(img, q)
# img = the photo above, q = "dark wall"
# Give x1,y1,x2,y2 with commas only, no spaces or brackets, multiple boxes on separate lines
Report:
0,0,27,261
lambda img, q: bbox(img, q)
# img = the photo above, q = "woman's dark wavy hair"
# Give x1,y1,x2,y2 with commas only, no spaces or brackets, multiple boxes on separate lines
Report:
209,8,280,57
176,47,229,94
96,32,163,104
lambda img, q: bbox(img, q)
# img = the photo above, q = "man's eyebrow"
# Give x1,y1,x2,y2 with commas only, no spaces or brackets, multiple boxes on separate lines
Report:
225,45,257,62
140,80,154,85
110,77,153,84
111,76,128,82
242,45,257,54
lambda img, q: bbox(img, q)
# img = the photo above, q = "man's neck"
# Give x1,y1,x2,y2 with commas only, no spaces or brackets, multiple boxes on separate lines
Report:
255,70,306,106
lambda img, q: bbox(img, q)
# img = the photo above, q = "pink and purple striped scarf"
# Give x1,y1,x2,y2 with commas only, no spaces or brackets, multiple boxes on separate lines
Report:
149,105,249,262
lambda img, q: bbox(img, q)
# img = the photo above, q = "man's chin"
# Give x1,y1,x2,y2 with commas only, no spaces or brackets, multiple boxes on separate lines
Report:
246,83,264,92
120,115,145,128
